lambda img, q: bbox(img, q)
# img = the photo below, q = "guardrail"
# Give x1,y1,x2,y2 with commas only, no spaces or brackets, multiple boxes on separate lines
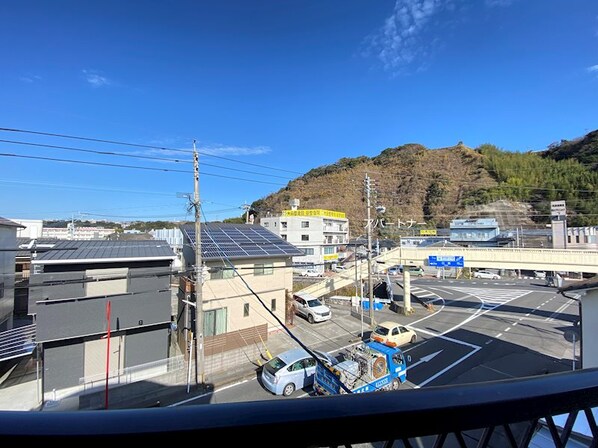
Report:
1,368,596,446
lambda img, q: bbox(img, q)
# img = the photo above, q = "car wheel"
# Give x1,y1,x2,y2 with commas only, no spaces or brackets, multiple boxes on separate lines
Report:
308,314,314,324
391,378,401,390
410,334,417,343
282,383,295,397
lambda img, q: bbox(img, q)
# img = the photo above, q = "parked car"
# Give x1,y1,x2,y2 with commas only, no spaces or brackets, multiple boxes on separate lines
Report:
300,269,321,277
394,266,424,276
387,265,401,276
332,265,347,273
407,267,424,277
370,321,417,347
534,271,547,279
261,347,337,396
293,293,332,324
473,270,501,280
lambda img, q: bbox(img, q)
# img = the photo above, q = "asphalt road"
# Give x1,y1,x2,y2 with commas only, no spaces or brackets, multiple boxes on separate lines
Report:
172,277,579,406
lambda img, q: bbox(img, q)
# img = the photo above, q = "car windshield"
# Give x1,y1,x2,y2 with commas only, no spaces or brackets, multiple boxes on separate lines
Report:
307,299,322,307
264,356,287,375
374,326,390,336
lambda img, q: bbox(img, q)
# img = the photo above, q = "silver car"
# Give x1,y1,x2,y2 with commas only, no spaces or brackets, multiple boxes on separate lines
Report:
260,348,336,396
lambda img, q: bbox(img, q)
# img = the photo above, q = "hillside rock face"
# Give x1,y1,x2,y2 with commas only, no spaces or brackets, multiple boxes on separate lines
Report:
252,143,533,235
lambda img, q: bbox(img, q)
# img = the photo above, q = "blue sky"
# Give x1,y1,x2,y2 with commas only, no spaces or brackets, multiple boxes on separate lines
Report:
1,0,597,223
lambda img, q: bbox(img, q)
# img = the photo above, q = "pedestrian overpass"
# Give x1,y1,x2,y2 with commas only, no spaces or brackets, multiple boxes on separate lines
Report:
299,246,598,299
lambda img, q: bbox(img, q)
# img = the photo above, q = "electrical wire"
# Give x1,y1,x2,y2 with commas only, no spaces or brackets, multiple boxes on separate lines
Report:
199,209,354,393
0,138,295,180
0,152,288,186
0,127,303,175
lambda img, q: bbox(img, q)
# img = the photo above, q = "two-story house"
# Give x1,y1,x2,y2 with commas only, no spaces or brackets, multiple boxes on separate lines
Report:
28,239,176,401
179,222,303,377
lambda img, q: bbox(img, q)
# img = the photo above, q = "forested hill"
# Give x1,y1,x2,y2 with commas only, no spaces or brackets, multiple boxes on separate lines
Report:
542,129,598,171
250,130,598,235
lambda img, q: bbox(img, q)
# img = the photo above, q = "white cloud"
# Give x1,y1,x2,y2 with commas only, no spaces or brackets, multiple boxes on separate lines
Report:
588,65,598,74
485,0,516,7
82,69,112,88
20,75,42,83
364,0,449,73
201,145,271,156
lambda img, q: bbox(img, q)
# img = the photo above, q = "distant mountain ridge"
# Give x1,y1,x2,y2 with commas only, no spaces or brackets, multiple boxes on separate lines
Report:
251,130,598,235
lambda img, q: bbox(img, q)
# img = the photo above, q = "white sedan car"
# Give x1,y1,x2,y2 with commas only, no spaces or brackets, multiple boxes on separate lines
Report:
473,270,501,280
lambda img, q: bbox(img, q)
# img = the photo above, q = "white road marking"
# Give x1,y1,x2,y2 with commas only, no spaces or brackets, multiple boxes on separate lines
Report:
496,333,503,338
512,322,518,326
505,327,511,332
546,299,575,322
414,346,481,388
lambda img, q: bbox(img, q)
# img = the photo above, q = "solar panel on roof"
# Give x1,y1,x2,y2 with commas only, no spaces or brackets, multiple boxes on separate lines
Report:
183,223,303,260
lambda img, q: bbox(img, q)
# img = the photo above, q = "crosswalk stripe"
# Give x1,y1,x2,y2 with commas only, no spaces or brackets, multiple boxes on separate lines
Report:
448,287,533,310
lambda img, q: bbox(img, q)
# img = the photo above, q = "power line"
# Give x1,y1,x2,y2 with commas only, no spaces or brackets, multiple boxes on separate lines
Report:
0,153,288,186
0,127,303,175
0,138,295,180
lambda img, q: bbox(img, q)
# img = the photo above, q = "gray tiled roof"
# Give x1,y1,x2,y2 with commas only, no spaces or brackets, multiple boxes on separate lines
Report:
181,222,303,260
16,238,60,258
0,217,25,228
32,240,176,264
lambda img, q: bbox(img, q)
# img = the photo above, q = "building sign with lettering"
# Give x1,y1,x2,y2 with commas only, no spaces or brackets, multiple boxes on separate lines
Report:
282,209,346,219
420,229,437,236
550,201,566,217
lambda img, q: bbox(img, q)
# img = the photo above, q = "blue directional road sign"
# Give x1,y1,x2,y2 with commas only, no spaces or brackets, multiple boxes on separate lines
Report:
428,255,464,267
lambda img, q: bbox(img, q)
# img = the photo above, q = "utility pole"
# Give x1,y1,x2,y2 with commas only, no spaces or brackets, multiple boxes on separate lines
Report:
242,202,251,224
193,140,205,387
364,174,375,326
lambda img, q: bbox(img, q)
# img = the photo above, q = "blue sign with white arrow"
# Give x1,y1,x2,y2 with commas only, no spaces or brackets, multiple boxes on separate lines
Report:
428,255,464,267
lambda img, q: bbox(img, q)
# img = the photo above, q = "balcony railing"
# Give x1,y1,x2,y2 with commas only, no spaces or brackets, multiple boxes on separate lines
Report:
0,368,597,446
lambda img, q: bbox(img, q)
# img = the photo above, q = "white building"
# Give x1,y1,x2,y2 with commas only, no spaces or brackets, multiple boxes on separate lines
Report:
566,226,598,250
8,219,44,239
42,223,114,240
260,201,350,274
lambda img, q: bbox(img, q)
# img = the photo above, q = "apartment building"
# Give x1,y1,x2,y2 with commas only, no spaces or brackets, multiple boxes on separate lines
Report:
260,203,350,274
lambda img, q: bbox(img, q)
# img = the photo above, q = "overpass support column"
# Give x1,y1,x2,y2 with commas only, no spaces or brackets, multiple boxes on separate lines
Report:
403,271,414,315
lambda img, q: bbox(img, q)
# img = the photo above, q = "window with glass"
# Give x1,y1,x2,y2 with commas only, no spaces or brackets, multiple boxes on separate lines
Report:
271,299,276,312
301,235,309,241
210,267,235,280
254,263,274,276
281,234,287,240
304,248,314,255
324,246,335,254
301,221,309,228
243,303,249,317
204,308,227,336
281,222,287,229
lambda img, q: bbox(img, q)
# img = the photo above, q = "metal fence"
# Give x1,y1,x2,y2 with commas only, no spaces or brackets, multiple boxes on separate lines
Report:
2,367,597,446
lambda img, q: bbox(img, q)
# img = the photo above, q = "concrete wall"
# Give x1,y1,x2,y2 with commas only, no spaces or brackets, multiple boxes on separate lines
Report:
582,290,598,369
